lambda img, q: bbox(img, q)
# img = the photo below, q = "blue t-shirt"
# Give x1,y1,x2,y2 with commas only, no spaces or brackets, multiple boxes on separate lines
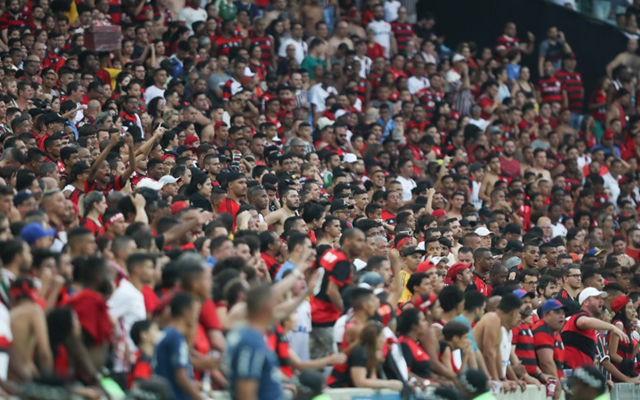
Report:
226,326,284,400
153,327,195,400
453,314,478,352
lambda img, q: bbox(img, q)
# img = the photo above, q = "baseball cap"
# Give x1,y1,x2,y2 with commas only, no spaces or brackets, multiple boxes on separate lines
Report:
71,160,91,176
541,299,567,314
612,295,630,313
159,175,179,185
343,153,358,163
136,178,164,190
226,171,246,184
447,262,472,279
359,272,384,287
266,73,278,82
417,259,436,273
578,287,607,305
513,289,535,299
330,199,354,212
184,135,200,146
603,129,614,140
505,257,522,269
403,246,426,258
475,227,494,237
317,117,334,130
13,190,34,206
505,241,524,253
452,53,466,63
240,76,253,86
587,247,607,256
20,222,56,245
170,201,188,214
244,66,255,77
504,223,521,236
335,109,351,119
563,52,576,60
432,209,447,218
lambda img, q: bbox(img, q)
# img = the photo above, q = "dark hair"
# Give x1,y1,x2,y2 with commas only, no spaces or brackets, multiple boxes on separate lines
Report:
498,293,523,313
438,285,464,312
130,319,153,347
396,307,422,336
442,320,469,341
170,291,194,318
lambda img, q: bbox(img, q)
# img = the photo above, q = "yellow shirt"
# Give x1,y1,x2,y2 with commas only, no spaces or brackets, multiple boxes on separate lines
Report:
399,270,412,304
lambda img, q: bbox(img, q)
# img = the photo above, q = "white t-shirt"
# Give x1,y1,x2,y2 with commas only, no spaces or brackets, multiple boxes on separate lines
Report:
178,6,207,34
383,0,402,22
309,83,338,113
145,85,165,105
551,222,568,238
368,20,392,57
354,55,372,79
469,117,490,131
408,75,430,95
289,300,311,361
0,302,11,380
107,279,146,369
470,180,483,210
396,175,417,202
500,326,512,376
354,258,367,271
278,38,308,64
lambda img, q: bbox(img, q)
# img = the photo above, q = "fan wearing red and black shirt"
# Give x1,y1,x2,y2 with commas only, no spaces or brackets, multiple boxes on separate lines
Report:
511,289,544,379
469,247,493,296
381,190,401,225
533,299,567,381
561,288,629,370
555,54,584,120
536,61,563,104
310,228,365,361
217,171,247,229
128,320,158,388
246,19,275,69
0,0,26,44
391,8,414,53
326,124,349,156
495,22,535,59
85,131,137,196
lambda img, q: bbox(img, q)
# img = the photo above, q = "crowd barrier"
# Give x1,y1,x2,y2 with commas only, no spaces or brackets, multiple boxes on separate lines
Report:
210,383,638,400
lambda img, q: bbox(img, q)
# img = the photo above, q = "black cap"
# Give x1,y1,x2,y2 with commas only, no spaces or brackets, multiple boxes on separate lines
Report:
504,223,521,235
459,218,472,227
266,73,278,82
479,208,492,217
505,240,524,253
403,246,426,257
225,171,246,184
469,162,485,173
421,135,434,145
330,199,354,212
580,189,595,198
71,160,91,175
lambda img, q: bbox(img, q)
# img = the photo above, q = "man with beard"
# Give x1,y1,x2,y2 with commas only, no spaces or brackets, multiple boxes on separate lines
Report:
218,171,248,229
326,124,349,156
448,262,472,292
536,276,559,304
203,154,222,186
625,228,640,264
500,139,521,179
0,0,25,44
532,300,567,383
562,288,629,370
446,219,463,258
469,247,493,296
310,228,365,362
556,264,582,316
367,170,386,197
264,187,300,236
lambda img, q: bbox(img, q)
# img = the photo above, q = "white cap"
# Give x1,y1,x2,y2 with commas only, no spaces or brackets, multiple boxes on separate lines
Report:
317,117,334,130
474,227,495,237
452,53,466,63
335,109,351,119
159,175,179,185
244,66,255,77
136,177,164,190
343,153,358,163
578,287,607,305
431,256,449,264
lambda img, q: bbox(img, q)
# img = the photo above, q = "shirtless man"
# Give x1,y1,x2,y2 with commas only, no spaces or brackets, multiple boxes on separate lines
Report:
301,0,324,37
530,149,552,181
263,0,288,27
473,293,523,392
328,21,354,57
555,108,578,138
264,187,299,235
9,278,53,377
479,152,502,205
606,37,640,83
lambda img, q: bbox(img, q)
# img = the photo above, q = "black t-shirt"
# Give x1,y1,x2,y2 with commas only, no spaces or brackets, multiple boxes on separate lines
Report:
327,345,370,388
399,336,431,379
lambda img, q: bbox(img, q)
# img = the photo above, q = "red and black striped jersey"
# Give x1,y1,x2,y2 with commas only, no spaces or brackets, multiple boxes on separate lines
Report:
84,175,126,196
399,335,431,378
590,90,607,121
261,252,280,280
80,217,101,236
133,3,151,22
127,351,152,388
469,271,492,296
120,111,138,130
153,6,173,26
561,311,597,369
326,143,347,156
512,322,537,375
555,69,584,114
532,319,565,378
222,78,242,101
610,320,634,367
391,21,413,52
536,76,563,104
213,35,242,56
418,89,444,122
495,34,519,52
67,187,83,206
310,249,352,325
266,323,293,378
0,13,26,32
106,0,123,24
248,31,273,67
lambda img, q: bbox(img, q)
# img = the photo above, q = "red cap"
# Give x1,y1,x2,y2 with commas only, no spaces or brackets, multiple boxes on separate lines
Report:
603,129,615,140
240,76,253,86
162,154,176,162
431,209,446,218
447,262,472,279
376,304,393,327
214,121,228,131
171,201,188,214
277,110,293,119
184,135,199,146
282,98,295,105
612,295,629,314
417,260,436,273
412,293,438,311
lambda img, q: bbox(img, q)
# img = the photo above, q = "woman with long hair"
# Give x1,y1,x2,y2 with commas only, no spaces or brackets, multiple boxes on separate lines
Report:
79,191,107,235
608,295,637,379
113,72,132,99
147,97,166,120
327,321,403,390
396,307,432,380
510,66,536,104
266,19,285,59
160,130,179,153
248,44,267,79
163,109,180,129
186,171,213,212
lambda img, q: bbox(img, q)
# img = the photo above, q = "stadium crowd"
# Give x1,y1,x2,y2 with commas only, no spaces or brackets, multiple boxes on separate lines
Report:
0,0,639,399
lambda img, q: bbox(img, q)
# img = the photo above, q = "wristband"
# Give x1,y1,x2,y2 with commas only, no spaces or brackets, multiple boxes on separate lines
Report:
292,268,303,279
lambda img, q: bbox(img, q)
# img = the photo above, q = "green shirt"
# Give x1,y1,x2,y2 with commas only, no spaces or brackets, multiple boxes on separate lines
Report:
300,56,326,79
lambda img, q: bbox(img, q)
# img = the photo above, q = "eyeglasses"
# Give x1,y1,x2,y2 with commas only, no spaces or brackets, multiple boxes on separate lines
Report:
567,274,582,279
163,162,176,167
525,281,538,286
